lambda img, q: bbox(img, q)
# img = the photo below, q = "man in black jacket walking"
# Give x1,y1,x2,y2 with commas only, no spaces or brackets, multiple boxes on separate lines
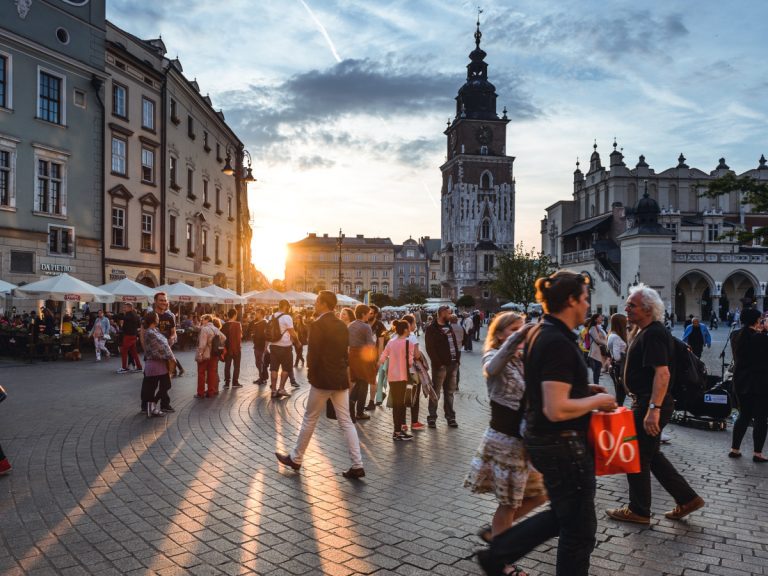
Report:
275,291,365,479
425,305,461,428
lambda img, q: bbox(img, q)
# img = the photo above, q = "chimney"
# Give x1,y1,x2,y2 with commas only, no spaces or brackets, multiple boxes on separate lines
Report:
323,233,328,238
308,233,316,238
356,234,363,239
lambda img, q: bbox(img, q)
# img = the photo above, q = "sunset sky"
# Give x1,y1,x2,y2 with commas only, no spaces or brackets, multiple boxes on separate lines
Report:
107,0,768,280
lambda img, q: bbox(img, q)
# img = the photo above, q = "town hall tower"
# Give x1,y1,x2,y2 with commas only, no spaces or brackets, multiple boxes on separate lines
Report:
439,18,516,304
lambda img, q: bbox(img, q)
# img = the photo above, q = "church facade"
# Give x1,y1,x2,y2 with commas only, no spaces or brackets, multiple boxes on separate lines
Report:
439,21,515,307
542,142,768,321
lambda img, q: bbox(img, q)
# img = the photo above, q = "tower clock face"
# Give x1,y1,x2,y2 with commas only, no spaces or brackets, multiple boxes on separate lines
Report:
476,125,493,145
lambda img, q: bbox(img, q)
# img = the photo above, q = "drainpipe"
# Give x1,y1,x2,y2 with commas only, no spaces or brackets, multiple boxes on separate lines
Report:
91,75,106,286
160,73,168,284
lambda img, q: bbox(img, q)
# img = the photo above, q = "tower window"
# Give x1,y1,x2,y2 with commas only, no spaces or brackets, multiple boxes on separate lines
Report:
480,172,492,189
481,219,490,240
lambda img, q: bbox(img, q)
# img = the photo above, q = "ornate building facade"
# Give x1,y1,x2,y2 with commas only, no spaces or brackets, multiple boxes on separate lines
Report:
439,21,516,307
542,142,768,320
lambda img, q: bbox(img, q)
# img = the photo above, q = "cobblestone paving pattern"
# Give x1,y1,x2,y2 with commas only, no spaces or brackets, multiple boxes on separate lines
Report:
0,326,765,575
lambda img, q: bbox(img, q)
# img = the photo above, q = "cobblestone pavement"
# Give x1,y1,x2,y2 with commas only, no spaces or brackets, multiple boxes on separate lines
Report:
0,328,766,575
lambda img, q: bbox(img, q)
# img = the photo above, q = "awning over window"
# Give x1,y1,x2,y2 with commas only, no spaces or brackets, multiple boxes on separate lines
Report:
561,214,613,237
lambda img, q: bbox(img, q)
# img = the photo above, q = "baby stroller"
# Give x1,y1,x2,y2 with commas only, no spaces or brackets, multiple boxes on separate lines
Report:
670,339,734,431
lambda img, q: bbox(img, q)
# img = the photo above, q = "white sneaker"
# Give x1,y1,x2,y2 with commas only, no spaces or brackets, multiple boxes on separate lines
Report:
661,430,672,444
147,402,155,418
116,368,130,374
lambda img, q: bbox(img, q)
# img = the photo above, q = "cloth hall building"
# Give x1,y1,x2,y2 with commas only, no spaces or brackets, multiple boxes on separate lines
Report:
541,142,768,321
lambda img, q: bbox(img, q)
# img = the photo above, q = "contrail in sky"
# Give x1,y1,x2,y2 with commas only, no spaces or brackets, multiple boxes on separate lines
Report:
298,0,342,63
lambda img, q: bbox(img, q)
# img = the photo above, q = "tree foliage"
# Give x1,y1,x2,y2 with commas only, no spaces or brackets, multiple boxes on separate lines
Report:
370,292,393,307
701,173,768,244
455,294,476,308
492,242,557,311
396,284,428,305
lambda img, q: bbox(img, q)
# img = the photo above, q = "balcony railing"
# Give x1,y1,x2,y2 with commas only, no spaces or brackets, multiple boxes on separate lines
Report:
561,249,594,264
595,258,621,295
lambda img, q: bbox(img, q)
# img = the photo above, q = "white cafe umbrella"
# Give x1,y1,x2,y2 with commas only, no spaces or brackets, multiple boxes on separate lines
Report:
0,279,17,294
243,288,288,305
336,294,362,306
14,273,114,303
156,282,216,303
98,278,157,304
282,290,316,306
200,284,246,305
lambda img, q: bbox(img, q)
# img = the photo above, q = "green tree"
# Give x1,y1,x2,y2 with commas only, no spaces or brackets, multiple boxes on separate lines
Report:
700,173,768,244
396,284,428,305
455,294,476,308
370,292,393,307
493,242,556,311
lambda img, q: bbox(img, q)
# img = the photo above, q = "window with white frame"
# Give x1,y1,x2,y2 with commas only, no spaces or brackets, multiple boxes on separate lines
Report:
0,52,11,109
186,222,194,256
227,196,232,218
203,180,209,206
381,283,389,295
214,235,220,262
141,97,155,130
169,214,177,251
707,223,720,242
141,213,153,251
35,157,65,215
112,83,127,118
111,136,126,175
111,206,125,247
38,69,64,124
48,225,74,256
0,143,16,209
169,156,179,189
141,147,154,183
201,229,208,259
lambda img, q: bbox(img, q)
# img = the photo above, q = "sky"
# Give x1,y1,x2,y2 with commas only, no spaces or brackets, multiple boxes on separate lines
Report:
107,0,768,281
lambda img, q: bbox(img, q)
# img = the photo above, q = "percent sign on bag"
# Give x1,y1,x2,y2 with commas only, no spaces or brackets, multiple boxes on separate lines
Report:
598,427,636,466
589,408,641,475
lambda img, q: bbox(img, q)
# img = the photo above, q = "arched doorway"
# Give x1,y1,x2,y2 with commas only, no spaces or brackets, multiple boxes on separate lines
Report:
722,270,758,313
673,270,714,322
136,270,158,288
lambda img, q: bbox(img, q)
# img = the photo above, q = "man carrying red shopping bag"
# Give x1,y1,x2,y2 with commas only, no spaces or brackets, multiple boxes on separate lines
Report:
606,285,705,525
589,407,640,475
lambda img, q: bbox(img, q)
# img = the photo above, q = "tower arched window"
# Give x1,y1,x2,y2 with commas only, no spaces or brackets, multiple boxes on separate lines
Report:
481,219,490,240
480,171,492,189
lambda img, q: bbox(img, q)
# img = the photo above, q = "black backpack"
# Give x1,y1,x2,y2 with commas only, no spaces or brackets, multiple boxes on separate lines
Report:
211,333,225,357
669,336,707,403
264,313,286,343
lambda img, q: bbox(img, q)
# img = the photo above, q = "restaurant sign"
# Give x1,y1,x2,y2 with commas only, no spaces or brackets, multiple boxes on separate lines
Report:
40,263,74,274
64,293,82,301
110,268,127,281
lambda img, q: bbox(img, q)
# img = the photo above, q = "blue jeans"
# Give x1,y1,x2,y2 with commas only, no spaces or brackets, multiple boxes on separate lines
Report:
489,432,596,576
427,363,458,422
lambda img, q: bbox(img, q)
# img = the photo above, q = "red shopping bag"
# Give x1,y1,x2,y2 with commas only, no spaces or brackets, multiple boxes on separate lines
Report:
588,407,641,476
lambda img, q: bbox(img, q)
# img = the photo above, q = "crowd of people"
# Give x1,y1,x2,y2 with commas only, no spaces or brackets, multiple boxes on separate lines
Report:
3,270,766,576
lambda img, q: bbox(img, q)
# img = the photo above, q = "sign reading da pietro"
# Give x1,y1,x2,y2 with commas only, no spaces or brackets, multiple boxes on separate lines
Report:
40,263,74,273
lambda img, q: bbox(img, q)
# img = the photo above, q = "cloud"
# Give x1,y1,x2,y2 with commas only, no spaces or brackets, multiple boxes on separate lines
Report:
219,56,539,155
296,155,336,170
485,9,689,62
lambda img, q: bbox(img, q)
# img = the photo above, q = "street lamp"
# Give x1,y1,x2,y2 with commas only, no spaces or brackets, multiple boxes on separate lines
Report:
221,146,256,294
337,228,344,295
222,147,256,182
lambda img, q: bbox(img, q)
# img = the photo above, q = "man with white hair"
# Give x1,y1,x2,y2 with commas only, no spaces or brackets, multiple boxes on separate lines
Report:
606,284,704,525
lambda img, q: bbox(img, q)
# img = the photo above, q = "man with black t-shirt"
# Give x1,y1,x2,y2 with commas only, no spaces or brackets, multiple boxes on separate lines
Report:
250,308,268,384
425,305,462,428
480,270,616,576
606,285,704,525
117,303,142,374
147,292,184,377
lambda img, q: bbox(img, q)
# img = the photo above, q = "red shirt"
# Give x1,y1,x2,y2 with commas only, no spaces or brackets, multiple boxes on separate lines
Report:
222,320,242,354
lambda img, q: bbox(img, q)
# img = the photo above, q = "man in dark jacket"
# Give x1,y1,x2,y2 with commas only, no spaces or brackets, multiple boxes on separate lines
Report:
275,291,365,479
222,308,242,388
425,305,461,428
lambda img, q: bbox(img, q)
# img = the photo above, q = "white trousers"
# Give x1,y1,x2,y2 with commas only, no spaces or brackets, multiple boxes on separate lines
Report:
94,337,109,360
291,386,363,469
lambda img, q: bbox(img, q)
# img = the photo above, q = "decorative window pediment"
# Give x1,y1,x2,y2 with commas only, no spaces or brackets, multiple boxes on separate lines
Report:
139,192,160,208
107,184,133,201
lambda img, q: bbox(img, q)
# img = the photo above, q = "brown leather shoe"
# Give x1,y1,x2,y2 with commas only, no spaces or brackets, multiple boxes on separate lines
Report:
341,467,365,479
275,452,301,471
665,496,705,520
606,506,651,525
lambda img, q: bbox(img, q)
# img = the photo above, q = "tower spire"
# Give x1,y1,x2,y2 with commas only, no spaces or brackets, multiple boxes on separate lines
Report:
475,7,483,48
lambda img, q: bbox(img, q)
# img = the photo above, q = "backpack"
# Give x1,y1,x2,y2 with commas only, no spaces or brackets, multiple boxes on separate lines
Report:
264,313,286,343
211,333,225,357
579,326,591,350
669,336,707,403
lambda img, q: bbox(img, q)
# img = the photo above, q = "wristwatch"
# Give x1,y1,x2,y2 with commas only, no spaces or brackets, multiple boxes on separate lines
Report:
649,403,661,410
